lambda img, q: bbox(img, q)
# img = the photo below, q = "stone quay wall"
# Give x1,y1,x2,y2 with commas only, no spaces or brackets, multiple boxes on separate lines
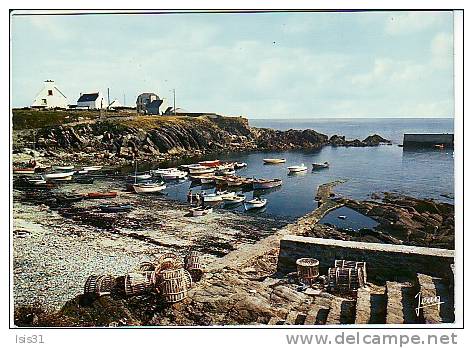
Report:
277,236,455,281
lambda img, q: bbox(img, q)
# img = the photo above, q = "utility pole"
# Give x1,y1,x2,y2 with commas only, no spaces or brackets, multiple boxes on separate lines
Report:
107,88,110,109
173,88,176,115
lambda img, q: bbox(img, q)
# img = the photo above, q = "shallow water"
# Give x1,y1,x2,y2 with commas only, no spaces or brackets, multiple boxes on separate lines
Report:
319,206,379,231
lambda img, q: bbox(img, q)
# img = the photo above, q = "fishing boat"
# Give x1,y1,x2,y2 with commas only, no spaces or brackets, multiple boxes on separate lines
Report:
253,178,283,190
288,164,308,173
200,177,216,185
263,158,286,164
188,165,215,175
99,204,133,213
85,191,118,199
151,168,179,175
133,182,167,193
190,206,213,217
13,167,36,175
127,173,152,181
51,175,74,181
226,177,244,187
56,193,84,204
244,197,267,210
216,168,236,176
42,171,76,180
338,215,347,220
200,192,224,203
161,170,187,180
52,165,75,171
216,191,236,199
223,194,246,205
83,165,103,171
234,162,248,169
312,162,330,170
199,160,221,167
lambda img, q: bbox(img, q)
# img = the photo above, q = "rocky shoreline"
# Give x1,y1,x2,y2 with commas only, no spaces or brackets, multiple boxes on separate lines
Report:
13,113,391,167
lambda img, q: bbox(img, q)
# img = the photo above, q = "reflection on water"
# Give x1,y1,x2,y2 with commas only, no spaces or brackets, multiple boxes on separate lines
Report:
319,206,379,231
155,145,453,219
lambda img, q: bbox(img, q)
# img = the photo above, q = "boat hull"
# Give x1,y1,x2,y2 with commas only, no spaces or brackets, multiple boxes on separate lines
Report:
253,179,282,190
42,171,76,180
263,159,286,164
133,184,166,193
244,199,267,210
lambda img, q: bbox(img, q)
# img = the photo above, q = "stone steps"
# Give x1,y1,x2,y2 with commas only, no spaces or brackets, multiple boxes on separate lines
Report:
354,287,387,324
417,273,454,324
385,281,418,324
326,298,356,325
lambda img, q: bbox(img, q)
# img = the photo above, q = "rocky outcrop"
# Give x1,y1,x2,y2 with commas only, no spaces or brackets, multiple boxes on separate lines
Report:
338,193,454,249
329,134,391,147
16,115,392,165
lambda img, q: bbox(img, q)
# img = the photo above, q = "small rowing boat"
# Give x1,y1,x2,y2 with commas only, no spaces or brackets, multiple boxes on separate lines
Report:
199,160,221,167
133,182,166,193
263,158,286,164
312,162,329,170
253,178,282,190
52,165,74,171
244,197,267,210
190,206,213,217
42,171,76,180
13,167,36,175
85,191,118,199
83,165,103,171
128,173,152,181
223,194,246,205
234,162,248,169
99,204,133,213
288,164,307,173
188,165,215,175
161,170,187,180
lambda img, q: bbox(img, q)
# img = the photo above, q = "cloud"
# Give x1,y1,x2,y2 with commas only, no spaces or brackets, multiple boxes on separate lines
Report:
431,32,453,68
385,12,446,35
26,16,72,40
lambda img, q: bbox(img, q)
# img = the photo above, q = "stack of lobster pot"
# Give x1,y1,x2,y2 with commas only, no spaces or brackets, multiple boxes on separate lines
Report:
124,271,156,297
296,258,320,285
327,259,367,293
84,274,116,296
155,252,193,304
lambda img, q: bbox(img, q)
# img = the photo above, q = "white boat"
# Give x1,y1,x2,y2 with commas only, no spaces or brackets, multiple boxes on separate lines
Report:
201,192,224,202
83,165,103,171
312,162,329,169
161,170,187,180
42,171,76,180
133,182,166,193
52,165,74,171
190,206,213,217
244,198,267,210
13,167,36,175
200,177,216,185
288,164,308,173
128,173,152,181
151,168,179,175
216,191,236,199
234,162,248,169
51,175,73,181
263,158,286,164
223,194,246,205
188,166,215,175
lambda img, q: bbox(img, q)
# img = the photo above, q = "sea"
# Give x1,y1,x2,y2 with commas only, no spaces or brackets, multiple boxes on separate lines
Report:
161,118,454,220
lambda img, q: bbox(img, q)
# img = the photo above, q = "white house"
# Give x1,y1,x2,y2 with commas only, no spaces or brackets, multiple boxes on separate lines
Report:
77,92,107,109
31,80,68,109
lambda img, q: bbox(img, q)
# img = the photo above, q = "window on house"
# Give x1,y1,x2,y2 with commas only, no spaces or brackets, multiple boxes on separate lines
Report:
48,90,53,96
42,99,47,105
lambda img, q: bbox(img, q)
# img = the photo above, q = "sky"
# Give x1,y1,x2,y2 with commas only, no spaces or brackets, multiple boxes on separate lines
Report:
11,11,455,118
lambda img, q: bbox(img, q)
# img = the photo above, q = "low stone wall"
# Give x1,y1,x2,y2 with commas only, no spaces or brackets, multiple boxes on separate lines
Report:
403,133,454,148
277,236,455,280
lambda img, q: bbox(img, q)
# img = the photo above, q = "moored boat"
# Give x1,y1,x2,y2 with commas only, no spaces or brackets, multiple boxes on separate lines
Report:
52,165,75,171
188,165,215,175
133,182,166,193
83,165,103,171
161,170,187,180
56,193,84,204
85,191,118,199
190,206,213,217
252,178,283,190
42,171,76,180
234,162,248,169
127,173,152,181
263,158,286,164
99,204,134,213
198,160,221,167
13,167,36,175
312,161,330,169
244,197,267,210
223,194,246,205
288,164,308,173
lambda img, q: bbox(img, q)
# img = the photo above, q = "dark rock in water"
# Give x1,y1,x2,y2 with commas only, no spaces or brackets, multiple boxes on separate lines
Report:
362,134,392,145
329,133,391,147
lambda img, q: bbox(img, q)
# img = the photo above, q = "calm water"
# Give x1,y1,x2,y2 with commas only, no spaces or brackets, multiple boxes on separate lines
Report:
160,118,454,220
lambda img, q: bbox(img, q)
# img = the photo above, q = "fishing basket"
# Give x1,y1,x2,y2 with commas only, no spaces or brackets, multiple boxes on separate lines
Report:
184,251,204,282
156,253,180,272
296,258,320,285
124,271,156,296
84,274,116,296
157,268,192,303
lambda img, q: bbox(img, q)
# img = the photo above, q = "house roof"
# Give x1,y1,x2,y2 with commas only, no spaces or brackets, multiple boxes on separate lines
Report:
147,99,163,108
78,93,99,102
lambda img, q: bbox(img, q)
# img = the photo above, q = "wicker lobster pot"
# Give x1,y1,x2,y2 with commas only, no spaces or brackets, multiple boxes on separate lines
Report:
157,253,180,272
184,251,203,282
138,261,157,272
334,260,367,287
157,268,192,303
124,271,155,296
296,258,319,285
84,274,116,296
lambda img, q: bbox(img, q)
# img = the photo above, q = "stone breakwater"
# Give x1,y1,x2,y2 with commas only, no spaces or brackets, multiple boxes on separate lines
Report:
13,114,391,166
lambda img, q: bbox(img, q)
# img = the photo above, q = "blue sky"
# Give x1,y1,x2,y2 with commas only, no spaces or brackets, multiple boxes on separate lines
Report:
11,11,454,118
